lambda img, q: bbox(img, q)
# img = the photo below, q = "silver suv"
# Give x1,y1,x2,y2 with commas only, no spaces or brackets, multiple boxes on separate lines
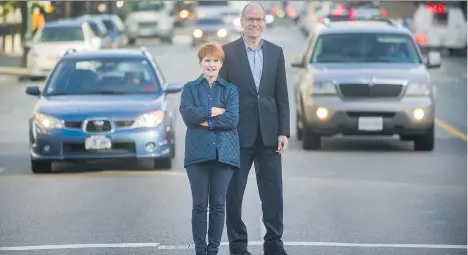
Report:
291,20,441,151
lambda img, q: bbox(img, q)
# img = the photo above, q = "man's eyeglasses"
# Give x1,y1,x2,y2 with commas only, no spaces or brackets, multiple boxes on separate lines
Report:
242,17,266,23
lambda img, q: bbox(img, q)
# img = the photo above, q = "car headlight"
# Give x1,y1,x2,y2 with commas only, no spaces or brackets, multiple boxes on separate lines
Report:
405,84,431,96
193,29,203,38
266,14,274,23
233,18,241,26
133,110,164,128
217,28,227,37
34,112,63,130
309,82,337,95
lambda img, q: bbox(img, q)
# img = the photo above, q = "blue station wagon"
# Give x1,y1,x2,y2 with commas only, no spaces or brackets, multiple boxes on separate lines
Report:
25,48,183,173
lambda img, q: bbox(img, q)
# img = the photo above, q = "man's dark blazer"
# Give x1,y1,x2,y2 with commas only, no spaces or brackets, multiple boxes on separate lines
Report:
219,37,290,148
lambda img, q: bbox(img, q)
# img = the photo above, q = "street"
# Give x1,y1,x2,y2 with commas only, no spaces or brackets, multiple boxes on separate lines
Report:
0,23,466,255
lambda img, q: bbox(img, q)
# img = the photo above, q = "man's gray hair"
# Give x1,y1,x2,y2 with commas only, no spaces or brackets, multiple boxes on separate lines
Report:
241,1,265,18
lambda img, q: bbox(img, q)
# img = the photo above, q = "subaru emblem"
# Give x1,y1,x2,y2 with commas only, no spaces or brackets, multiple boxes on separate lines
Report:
93,120,104,126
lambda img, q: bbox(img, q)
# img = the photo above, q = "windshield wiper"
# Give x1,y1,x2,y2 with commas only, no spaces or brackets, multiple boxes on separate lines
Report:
84,90,128,95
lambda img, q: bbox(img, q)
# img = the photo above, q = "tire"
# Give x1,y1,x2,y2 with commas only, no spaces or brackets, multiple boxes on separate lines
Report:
413,125,435,151
302,123,321,150
154,157,172,169
171,142,176,159
31,159,52,173
162,36,173,44
296,112,303,141
128,38,136,45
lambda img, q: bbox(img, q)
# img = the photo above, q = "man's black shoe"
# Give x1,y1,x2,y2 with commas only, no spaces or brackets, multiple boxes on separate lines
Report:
231,252,252,255
264,249,289,255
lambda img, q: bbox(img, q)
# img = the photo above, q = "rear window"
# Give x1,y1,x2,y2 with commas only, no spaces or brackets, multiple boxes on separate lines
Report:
35,26,84,42
311,33,421,63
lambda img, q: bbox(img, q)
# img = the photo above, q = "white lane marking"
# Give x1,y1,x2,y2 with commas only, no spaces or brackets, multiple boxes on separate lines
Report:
1,242,466,251
0,243,160,251
259,215,266,241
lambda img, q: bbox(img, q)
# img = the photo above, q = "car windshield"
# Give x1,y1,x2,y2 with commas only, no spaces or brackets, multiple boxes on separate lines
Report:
195,18,224,25
35,26,84,42
310,33,421,63
45,59,163,96
132,1,165,11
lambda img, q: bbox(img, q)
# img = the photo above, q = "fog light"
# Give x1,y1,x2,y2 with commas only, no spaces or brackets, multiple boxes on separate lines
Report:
146,142,156,152
43,144,51,152
316,107,329,119
413,108,425,120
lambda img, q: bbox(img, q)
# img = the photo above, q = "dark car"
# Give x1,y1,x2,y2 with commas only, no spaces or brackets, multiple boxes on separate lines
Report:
25,48,183,173
191,17,230,47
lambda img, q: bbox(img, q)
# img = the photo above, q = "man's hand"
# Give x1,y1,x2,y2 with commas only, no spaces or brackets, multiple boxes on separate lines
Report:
276,135,288,154
211,107,225,117
200,121,208,127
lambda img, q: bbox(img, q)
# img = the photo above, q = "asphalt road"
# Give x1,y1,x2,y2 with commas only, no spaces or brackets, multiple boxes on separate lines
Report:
0,23,466,255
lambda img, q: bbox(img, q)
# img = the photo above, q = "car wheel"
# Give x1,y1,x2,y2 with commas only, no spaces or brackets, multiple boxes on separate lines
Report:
128,38,136,45
296,112,302,141
413,125,435,151
302,123,321,150
171,141,176,159
31,159,52,173
154,157,172,169
162,36,173,44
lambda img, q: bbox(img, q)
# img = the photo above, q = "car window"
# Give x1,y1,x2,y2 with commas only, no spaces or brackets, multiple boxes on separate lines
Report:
87,21,102,37
102,18,124,33
195,18,224,25
45,59,163,96
34,26,84,42
310,33,421,63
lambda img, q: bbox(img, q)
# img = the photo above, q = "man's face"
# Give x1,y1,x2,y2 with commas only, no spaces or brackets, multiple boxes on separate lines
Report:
241,5,266,38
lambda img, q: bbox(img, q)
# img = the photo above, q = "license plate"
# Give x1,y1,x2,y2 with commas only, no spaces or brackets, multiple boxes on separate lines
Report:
85,136,112,150
358,117,383,131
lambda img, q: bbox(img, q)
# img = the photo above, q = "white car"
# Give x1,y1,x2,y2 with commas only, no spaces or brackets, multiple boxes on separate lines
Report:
124,1,175,44
411,2,467,55
27,19,101,78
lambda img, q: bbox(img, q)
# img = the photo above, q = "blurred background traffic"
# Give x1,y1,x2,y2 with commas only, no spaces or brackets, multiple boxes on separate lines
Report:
0,0,466,73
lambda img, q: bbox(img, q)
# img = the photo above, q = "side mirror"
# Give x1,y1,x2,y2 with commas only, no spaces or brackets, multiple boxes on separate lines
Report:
164,82,184,94
291,55,306,68
25,85,41,96
426,51,441,69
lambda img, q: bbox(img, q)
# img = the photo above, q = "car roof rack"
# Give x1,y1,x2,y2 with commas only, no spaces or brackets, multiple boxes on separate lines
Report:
63,48,77,56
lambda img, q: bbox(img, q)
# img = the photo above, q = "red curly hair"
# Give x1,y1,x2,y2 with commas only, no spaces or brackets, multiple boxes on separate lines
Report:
197,41,225,63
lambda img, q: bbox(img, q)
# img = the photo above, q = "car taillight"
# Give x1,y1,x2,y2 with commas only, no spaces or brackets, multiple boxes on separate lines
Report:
427,4,445,14
415,34,428,45
380,9,388,17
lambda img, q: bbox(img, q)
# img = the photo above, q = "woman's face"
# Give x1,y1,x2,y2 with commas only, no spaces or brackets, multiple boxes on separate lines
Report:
200,55,222,78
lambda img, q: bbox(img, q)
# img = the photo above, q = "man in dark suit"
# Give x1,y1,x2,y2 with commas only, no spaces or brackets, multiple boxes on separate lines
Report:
218,2,290,255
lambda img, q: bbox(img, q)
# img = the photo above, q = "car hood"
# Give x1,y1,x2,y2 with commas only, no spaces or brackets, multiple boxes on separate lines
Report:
308,63,430,84
36,94,165,120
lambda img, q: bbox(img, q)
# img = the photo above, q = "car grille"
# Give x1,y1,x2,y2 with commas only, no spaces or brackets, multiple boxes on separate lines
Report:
114,120,134,128
64,121,83,129
62,142,136,155
85,120,112,133
63,120,135,131
139,22,157,29
339,84,403,98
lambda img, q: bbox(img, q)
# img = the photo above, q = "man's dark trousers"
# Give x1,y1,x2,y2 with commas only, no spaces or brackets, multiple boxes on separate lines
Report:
226,122,284,254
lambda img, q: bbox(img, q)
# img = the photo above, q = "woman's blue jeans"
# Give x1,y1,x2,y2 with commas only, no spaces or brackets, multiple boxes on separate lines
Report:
186,160,234,255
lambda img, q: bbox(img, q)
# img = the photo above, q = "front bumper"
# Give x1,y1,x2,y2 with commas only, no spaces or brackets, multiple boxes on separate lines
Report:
129,27,173,39
302,96,435,136
30,123,173,161
192,35,229,44
27,58,59,77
